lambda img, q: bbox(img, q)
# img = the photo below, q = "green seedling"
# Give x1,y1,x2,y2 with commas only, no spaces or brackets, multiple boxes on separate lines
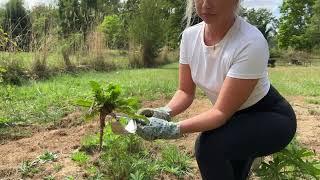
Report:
38,151,58,164
76,81,149,151
19,160,39,177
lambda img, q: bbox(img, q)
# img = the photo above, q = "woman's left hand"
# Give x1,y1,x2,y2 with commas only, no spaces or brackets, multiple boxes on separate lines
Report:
136,117,181,141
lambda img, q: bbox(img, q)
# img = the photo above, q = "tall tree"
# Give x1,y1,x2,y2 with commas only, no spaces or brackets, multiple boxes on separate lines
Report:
2,0,31,51
306,0,320,49
129,0,166,67
0,8,5,27
242,8,278,42
278,0,315,50
161,0,187,49
58,0,82,38
99,14,125,49
30,5,59,50
79,0,98,38
98,0,120,16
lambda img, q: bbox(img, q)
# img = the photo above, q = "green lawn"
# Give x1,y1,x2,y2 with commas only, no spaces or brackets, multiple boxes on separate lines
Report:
269,66,320,97
0,63,180,124
0,63,319,125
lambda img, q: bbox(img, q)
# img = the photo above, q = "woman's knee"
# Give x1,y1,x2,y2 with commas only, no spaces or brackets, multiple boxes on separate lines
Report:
194,131,225,161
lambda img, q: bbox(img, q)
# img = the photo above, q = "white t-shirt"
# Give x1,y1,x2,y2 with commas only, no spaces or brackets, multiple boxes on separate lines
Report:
179,15,271,110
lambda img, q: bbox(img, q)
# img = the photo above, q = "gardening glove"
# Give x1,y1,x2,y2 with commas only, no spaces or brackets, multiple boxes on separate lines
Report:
137,106,172,121
135,117,181,141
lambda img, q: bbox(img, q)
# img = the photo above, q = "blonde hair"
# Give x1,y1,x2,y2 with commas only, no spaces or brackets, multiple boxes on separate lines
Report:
184,0,241,28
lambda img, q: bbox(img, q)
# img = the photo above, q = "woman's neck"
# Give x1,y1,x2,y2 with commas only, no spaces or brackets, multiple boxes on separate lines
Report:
204,15,236,46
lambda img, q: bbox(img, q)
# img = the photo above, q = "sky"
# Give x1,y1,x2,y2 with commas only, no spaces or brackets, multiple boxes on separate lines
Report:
0,0,283,17
242,0,282,17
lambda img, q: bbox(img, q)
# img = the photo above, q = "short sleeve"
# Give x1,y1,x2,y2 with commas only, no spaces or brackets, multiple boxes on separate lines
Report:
227,37,269,79
179,31,189,64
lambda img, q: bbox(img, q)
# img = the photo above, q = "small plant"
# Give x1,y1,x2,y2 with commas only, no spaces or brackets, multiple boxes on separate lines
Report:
18,151,59,177
255,139,320,179
38,151,58,163
130,170,146,180
76,81,149,151
18,160,39,177
71,151,89,165
53,164,63,172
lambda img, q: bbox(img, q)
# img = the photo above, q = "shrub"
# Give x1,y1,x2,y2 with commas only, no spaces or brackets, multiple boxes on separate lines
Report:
30,54,51,80
0,56,28,85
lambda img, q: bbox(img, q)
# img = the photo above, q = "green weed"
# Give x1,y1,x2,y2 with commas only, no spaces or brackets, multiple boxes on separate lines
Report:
71,151,89,165
18,160,40,177
159,145,193,177
38,151,58,163
255,139,320,179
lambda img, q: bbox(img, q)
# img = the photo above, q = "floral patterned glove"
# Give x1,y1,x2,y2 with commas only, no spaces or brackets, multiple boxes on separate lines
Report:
137,106,172,121
136,117,181,141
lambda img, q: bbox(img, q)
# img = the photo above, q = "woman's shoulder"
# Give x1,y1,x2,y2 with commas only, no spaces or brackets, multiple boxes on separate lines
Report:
182,21,204,37
236,16,267,44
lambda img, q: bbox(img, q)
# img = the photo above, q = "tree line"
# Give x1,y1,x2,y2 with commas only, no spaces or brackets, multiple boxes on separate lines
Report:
0,0,319,66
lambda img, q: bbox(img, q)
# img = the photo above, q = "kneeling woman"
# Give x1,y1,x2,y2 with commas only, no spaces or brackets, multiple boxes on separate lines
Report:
135,0,297,179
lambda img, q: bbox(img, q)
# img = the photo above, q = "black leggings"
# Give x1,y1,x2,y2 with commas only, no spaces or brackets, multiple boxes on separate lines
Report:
194,84,297,180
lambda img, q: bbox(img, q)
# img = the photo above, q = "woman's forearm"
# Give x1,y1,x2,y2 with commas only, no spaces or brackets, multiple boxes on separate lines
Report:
178,108,230,134
166,90,194,117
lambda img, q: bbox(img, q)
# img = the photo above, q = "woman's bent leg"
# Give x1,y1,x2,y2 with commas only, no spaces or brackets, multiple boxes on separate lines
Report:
194,110,296,180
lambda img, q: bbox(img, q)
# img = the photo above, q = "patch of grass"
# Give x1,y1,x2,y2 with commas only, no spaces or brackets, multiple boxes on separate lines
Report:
0,50,129,70
79,124,160,179
43,175,55,180
80,124,194,179
85,166,105,180
64,176,75,180
308,109,320,116
159,145,193,177
0,125,34,144
130,170,146,180
0,63,179,125
80,133,101,153
1,63,318,133
269,67,320,97
71,151,89,165
306,98,320,105
53,163,63,172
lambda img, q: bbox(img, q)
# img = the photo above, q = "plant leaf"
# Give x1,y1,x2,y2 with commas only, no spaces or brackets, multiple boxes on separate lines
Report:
74,99,93,107
89,81,102,93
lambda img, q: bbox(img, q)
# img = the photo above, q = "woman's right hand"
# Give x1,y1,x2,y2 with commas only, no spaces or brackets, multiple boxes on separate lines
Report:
137,106,172,122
